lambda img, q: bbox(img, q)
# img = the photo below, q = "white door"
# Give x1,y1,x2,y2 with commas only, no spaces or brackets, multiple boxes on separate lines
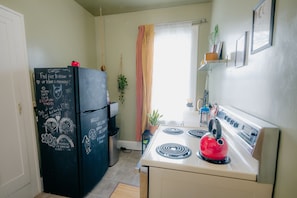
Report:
0,5,41,198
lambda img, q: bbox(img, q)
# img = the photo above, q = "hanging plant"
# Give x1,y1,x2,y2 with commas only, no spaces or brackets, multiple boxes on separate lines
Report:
118,73,128,104
117,54,128,104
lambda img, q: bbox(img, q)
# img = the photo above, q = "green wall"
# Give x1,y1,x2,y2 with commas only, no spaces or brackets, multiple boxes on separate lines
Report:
210,0,297,197
0,0,97,70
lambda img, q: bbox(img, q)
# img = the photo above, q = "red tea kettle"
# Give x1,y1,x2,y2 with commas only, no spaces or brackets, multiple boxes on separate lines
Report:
199,118,228,160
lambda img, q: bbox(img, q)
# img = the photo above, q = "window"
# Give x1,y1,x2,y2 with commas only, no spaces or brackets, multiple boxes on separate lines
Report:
151,23,198,124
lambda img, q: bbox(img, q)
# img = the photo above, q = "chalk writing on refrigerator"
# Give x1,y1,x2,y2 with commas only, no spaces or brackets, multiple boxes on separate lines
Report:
82,116,107,155
36,69,76,151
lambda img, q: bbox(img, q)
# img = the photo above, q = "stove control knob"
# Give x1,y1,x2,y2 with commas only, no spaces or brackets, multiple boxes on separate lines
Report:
224,115,228,120
230,120,234,125
233,122,239,128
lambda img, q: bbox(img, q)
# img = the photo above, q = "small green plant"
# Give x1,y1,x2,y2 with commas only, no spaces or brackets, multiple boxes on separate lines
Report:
118,74,128,104
209,24,219,52
148,109,163,126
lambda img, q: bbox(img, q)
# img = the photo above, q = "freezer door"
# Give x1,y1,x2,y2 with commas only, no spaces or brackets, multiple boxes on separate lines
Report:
79,107,108,196
72,67,107,112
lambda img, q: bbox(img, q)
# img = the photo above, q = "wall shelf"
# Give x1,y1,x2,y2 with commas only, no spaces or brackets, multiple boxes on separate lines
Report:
198,59,228,71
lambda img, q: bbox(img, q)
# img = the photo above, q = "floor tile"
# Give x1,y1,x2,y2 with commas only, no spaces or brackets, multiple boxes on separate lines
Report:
85,149,141,198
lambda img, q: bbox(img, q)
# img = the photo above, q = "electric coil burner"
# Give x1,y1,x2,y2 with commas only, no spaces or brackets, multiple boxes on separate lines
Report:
196,151,231,165
163,128,184,135
187,129,207,138
156,143,191,159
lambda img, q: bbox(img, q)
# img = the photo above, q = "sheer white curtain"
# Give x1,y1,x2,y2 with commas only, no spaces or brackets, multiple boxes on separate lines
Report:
151,22,198,124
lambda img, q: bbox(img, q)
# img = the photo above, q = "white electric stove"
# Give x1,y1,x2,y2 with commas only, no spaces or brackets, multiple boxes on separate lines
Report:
140,106,279,198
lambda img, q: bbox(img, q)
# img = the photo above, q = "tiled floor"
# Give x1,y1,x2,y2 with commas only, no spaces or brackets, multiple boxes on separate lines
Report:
86,149,141,198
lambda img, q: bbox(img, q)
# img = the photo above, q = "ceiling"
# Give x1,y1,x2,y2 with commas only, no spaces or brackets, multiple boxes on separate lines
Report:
74,0,212,16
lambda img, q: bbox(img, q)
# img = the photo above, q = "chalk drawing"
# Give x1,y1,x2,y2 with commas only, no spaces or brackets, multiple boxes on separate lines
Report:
41,133,57,148
88,129,97,140
57,134,74,148
53,84,62,99
82,135,91,155
55,115,61,121
59,117,74,134
42,116,75,151
45,118,58,133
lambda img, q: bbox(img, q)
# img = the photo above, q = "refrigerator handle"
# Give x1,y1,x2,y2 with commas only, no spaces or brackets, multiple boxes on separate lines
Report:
83,109,97,113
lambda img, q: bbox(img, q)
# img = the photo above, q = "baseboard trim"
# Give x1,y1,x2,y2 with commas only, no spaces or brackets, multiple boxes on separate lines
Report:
118,140,141,151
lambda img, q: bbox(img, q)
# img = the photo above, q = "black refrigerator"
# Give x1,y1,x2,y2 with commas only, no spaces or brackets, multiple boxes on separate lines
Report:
34,66,108,198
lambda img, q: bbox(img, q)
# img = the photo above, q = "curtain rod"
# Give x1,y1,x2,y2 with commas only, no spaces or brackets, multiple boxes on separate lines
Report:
192,18,208,25
156,18,208,26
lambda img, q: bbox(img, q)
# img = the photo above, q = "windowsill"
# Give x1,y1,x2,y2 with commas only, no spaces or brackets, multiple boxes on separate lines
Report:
158,110,200,128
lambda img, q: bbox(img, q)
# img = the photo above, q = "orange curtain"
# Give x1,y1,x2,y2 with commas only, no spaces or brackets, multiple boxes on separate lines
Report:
136,24,154,141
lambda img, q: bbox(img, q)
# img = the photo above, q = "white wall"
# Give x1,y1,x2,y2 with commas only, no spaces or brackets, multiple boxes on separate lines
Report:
96,3,212,141
209,0,297,197
0,0,97,70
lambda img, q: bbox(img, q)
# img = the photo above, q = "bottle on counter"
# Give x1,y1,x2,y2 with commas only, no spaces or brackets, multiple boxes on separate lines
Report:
200,105,210,127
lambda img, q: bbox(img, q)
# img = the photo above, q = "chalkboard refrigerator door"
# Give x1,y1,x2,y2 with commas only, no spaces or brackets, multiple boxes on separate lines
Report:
79,107,108,196
72,66,107,113
34,67,80,197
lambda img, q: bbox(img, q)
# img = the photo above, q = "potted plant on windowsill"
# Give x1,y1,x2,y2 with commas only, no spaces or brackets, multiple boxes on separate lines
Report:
148,109,163,134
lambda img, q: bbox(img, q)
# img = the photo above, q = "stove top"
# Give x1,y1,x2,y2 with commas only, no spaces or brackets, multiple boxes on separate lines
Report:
156,143,191,159
163,128,184,135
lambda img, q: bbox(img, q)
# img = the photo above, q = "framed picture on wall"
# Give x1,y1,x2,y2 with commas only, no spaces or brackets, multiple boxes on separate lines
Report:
251,0,276,54
215,41,223,60
235,32,248,67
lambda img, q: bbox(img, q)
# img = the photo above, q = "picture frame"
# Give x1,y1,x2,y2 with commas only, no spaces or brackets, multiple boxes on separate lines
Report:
235,32,248,67
251,0,276,54
215,41,223,60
